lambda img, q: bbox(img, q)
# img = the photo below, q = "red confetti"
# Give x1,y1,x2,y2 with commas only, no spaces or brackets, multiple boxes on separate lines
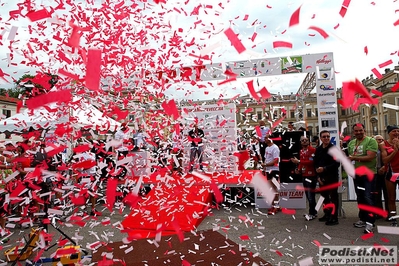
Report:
224,28,246,54
308,26,329,39
106,178,118,211
246,80,260,101
161,99,180,120
210,181,224,203
360,232,374,240
182,259,192,266
358,203,388,218
85,49,102,91
26,8,51,22
26,89,72,110
239,234,250,241
378,59,393,68
281,208,296,215
354,166,375,182
313,240,321,247
289,5,301,27
364,46,368,55
391,81,399,92
273,41,293,49
371,68,383,79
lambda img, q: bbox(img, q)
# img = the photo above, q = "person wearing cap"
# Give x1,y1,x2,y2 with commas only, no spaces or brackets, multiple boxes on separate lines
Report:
262,137,280,215
380,125,399,226
348,123,378,234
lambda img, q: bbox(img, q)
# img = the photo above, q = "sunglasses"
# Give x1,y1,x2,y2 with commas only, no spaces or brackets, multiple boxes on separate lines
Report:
321,135,330,139
376,139,384,141
301,139,309,142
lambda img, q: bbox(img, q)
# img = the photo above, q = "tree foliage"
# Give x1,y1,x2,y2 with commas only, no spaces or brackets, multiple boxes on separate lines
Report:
0,73,59,99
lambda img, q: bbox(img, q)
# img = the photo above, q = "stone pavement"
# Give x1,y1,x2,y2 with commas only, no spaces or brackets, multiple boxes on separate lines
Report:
1,192,398,265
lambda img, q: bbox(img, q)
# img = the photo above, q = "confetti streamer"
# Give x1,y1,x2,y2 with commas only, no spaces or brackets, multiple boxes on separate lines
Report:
371,68,383,79
224,28,246,54
308,26,329,39
26,8,51,22
26,89,72,110
378,60,393,68
273,41,293,49
85,49,102,91
289,5,301,27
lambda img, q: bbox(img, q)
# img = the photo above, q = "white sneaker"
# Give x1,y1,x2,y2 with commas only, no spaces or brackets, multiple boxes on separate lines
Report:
304,214,317,221
353,220,366,228
364,223,374,234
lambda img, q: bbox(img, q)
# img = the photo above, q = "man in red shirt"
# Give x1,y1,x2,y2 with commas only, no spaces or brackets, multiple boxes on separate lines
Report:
291,135,317,220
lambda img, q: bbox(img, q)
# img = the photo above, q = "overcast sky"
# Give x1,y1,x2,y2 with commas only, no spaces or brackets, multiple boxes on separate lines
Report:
0,0,398,101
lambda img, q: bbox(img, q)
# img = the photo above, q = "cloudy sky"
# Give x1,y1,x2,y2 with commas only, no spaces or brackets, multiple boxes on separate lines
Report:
0,0,398,101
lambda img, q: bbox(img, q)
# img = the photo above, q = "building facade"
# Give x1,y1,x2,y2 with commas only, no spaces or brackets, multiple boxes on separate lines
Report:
338,65,399,138
236,64,399,140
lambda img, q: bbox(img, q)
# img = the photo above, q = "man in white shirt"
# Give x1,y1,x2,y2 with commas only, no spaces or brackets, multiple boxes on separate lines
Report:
263,137,280,215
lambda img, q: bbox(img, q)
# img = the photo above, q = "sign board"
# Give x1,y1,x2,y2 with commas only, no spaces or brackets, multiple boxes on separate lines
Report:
254,182,306,209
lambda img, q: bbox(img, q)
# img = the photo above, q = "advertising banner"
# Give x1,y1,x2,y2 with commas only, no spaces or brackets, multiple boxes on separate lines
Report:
254,182,306,209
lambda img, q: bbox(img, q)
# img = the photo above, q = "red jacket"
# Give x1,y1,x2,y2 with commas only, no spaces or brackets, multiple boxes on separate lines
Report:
298,146,316,177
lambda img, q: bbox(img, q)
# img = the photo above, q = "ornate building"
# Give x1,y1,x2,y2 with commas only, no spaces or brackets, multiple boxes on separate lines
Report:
236,64,399,139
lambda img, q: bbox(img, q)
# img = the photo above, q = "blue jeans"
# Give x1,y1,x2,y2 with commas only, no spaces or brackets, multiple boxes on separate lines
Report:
354,174,376,224
189,146,203,171
303,177,317,215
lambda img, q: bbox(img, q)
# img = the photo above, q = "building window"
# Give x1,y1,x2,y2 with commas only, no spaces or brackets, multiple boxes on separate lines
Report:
2,109,11,118
315,108,318,117
371,106,377,115
290,111,295,119
341,109,346,115
383,100,387,111
384,114,388,127
307,109,312,118
129,114,135,121
257,111,262,120
362,108,365,116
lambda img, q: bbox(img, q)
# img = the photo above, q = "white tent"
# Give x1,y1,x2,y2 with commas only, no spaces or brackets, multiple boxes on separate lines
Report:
0,97,121,133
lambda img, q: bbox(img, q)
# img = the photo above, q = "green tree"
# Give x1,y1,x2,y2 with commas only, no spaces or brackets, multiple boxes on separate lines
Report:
0,87,24,98
15,72,59,98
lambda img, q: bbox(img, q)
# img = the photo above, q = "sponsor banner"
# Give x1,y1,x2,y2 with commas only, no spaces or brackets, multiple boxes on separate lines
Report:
281,56,303,74
279,183,306,209
254,183,306,209
319,246,397,265
318,92,336,97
